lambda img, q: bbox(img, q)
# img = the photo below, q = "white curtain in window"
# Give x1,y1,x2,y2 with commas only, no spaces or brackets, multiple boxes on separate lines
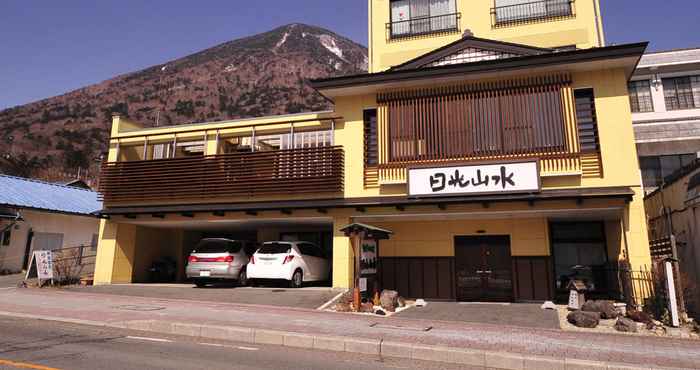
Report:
391,0,411,35
430,0,456,29
692,76,700,108
495,0,547,22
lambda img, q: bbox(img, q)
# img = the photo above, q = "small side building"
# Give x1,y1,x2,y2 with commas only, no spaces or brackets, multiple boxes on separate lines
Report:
645,159,700,316
0,175,102,274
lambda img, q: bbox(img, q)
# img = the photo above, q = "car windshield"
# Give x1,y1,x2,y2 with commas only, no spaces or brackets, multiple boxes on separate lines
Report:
257,243,291,254
193,239,242,253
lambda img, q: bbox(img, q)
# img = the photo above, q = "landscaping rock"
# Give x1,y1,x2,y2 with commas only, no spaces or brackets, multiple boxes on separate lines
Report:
614,317,638,333
333,302,352,312
582,300,618,319
541,301,557,310
380,290,399,312
397,296,406,308
567,310,600,328
375,309,386,316
627,310,653,324
360,302,374,313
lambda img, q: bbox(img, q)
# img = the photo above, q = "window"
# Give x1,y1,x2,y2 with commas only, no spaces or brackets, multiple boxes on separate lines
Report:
493,0,574,25
640,153,698,188
574,89,599,152
90,234,98,252
1,227,11,246
363,109,378,166
551,222,608,295
390,0,458,38
628,80,654,113
663,76,700,110
32,233,64,251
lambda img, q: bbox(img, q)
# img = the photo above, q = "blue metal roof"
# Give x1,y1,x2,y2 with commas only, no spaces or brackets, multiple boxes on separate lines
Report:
0,175,102,216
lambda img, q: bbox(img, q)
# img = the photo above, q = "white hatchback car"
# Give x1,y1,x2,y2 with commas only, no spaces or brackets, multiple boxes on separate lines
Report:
247,241,330,288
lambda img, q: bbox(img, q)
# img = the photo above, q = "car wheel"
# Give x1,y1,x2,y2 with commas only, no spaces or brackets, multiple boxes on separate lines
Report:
290,269,303,288
194,280,207,288
238,269,248,287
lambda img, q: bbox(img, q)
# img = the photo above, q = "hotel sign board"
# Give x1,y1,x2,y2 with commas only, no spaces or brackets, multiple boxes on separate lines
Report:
408,161,541,197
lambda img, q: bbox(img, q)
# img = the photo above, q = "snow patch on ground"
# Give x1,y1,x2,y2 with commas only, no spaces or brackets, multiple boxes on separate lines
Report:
319,35,344,60
275,32,289,51
223,64,237,73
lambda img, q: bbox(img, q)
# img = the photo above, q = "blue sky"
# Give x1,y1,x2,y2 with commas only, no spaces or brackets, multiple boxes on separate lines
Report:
1,1,698,110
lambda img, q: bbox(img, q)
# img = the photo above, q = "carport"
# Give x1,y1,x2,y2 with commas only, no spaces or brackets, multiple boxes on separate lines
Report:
107,217,333,284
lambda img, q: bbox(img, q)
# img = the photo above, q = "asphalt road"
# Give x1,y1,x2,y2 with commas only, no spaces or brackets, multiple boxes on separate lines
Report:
0,316,471,370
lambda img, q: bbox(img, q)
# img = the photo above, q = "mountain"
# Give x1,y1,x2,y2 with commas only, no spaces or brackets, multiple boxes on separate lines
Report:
0,23,368,182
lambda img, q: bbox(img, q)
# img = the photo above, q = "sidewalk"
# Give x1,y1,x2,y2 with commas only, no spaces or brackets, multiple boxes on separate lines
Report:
0,287,696,370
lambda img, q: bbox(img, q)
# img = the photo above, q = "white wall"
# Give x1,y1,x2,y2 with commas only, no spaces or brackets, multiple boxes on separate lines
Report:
0,210,100,273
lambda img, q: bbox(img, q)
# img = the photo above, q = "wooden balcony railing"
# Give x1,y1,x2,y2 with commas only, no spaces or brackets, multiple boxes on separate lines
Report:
99,146,344,203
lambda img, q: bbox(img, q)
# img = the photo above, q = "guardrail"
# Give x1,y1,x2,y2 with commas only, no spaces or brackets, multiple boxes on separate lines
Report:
387,13,461,40
491,0,574,27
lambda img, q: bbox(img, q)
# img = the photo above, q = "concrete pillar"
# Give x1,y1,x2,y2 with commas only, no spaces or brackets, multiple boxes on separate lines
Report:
93,219,137,285
332,216,353,289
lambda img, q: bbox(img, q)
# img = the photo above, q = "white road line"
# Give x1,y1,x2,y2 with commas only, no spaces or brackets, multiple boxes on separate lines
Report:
199,343,259,351
125,336,174,343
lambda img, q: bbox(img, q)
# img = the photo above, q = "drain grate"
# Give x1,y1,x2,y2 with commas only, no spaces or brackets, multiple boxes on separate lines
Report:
370,323,432,332
113,305,166,312
271,289,287,293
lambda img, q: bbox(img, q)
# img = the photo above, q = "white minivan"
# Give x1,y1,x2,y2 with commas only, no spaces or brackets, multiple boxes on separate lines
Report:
247,241,330,288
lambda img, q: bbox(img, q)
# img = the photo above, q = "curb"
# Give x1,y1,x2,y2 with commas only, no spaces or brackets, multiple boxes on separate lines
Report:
0,311,684,370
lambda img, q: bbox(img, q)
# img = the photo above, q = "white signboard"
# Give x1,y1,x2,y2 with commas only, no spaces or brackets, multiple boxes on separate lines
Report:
25,250,54,280
408,161,540,197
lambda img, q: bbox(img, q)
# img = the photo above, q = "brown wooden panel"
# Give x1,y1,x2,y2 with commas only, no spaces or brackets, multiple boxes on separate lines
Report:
513,256,553,301
99,146,344,203
409,259,424,298
379,257,455,300
377,75,576,164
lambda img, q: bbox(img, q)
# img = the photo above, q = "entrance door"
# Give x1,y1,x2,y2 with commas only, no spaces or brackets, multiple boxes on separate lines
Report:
454,236,513,302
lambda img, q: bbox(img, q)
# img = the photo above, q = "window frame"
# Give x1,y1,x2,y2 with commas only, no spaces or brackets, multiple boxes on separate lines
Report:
573,88,600,153
1,227,11,247
628,79,654,113
662,75,700,111
389,0,459,38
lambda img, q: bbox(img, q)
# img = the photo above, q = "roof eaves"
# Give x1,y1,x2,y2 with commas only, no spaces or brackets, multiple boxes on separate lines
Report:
310,42,649,91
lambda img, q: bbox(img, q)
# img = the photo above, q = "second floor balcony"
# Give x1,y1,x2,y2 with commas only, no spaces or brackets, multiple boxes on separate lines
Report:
491,0,575,27
387,12,461,40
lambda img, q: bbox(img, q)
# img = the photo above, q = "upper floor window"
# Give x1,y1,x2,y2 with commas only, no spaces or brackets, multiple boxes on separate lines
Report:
389,0,459,39
640,153,698,189
574,89,599,153
1,227,11,247
628,80,654,113
663,76,700,110
492,0,574,27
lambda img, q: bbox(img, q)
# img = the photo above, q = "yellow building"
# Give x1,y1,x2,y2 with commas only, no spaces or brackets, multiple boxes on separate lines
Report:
94,0,651,303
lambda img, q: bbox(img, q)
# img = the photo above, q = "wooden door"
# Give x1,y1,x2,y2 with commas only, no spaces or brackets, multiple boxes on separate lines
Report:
454,236,513,302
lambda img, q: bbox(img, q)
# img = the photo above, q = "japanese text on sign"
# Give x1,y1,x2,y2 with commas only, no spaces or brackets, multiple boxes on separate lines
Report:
408,161,540,197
